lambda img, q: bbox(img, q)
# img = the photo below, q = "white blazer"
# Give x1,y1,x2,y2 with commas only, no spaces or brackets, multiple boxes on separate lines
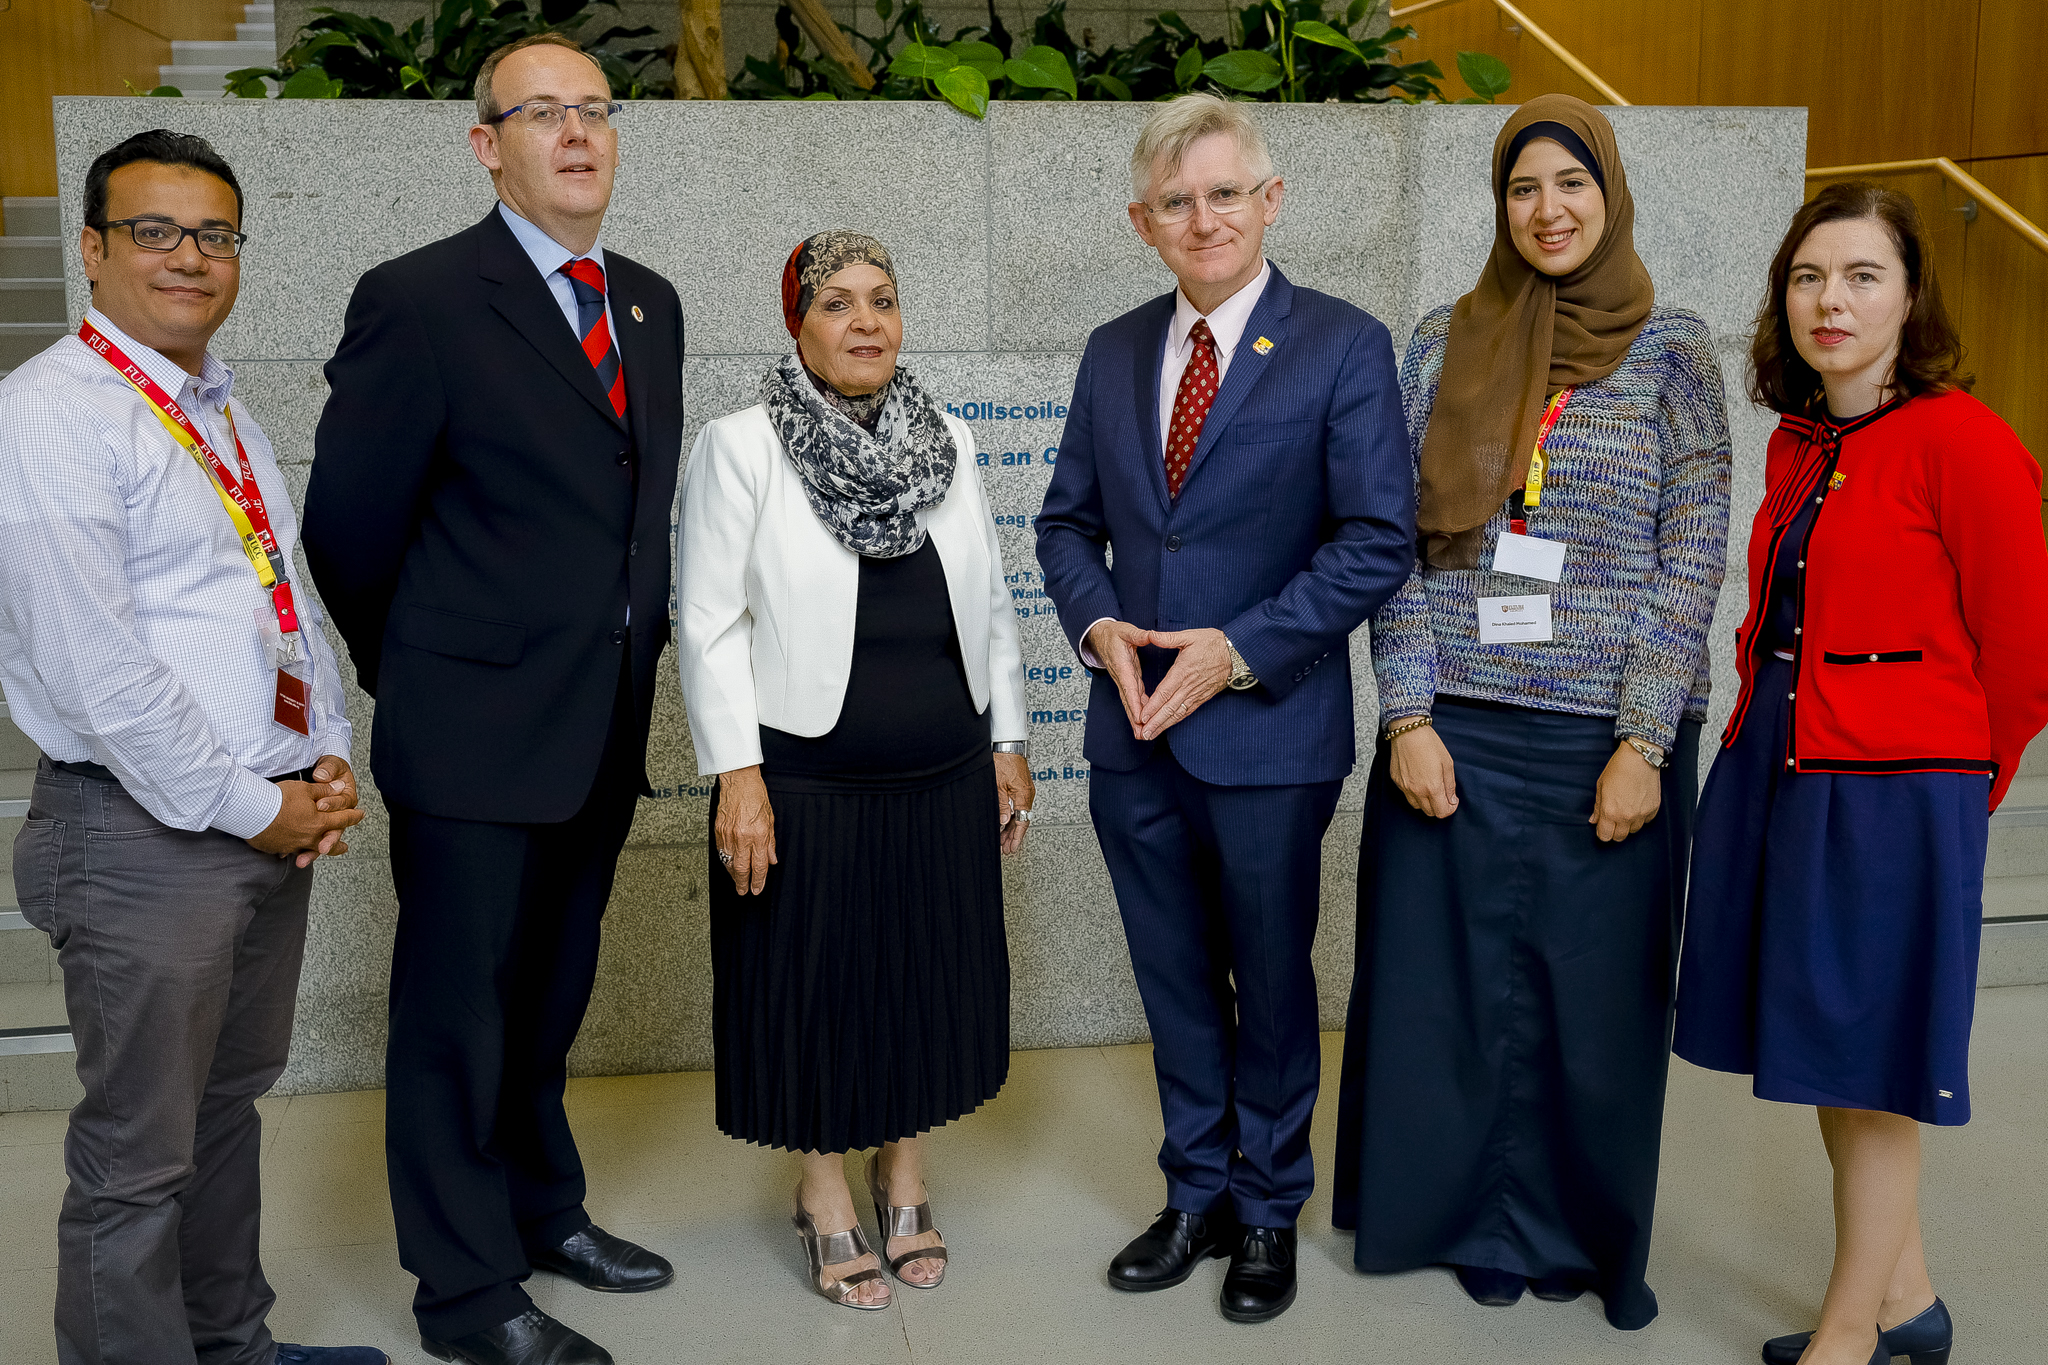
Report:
676,404,1028,777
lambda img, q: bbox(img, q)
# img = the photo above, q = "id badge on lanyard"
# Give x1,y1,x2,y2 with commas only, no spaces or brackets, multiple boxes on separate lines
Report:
80,320,312,734
1482,387,1573,642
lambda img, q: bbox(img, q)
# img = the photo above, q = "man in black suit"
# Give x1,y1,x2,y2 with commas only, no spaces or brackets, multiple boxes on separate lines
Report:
304,34,683,1365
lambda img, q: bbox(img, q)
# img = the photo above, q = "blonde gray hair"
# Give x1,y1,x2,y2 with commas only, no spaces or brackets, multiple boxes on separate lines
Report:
474,33,605,125
1129,93,1275,203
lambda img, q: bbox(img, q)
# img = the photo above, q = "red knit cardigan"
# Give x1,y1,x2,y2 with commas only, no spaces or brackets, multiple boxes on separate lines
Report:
1723,389,2048,810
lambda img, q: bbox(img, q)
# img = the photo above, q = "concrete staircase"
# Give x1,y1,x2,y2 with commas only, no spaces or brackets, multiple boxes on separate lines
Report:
0,699,72,1112
0,197,66,383
160,3,277,98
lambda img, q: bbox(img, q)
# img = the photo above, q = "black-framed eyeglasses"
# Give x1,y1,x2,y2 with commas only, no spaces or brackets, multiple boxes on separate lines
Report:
98,218,247,259
490,101,624,132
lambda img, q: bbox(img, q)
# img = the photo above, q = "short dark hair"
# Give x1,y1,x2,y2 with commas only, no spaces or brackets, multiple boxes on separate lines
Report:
84,129,244,231
474,33,606,125
1749,180,1970,416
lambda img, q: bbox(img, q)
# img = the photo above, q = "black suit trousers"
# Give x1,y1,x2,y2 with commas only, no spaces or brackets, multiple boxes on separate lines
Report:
384,657,641,1339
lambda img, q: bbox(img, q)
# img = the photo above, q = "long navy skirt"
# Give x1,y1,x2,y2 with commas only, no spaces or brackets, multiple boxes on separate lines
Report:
1333,699,1700,1332
1674,658,1989,1125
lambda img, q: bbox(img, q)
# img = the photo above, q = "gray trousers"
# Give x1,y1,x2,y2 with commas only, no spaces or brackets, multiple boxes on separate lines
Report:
12,759,311,1365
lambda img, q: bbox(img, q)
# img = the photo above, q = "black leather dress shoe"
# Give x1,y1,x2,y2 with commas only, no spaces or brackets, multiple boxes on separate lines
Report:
1528,1271,1586,1303
1108,1206,1238,1292
530,1224,675,1294
1453,1264,1526,1307
1220,1225,1297,1324
420,1308,612,1365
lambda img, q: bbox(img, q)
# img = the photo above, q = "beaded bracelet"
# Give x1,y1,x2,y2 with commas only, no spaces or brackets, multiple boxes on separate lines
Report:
1383,715,1434,742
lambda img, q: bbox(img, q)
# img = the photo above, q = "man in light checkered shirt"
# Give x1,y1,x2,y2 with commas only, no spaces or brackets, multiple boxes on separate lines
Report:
0,130,385,1365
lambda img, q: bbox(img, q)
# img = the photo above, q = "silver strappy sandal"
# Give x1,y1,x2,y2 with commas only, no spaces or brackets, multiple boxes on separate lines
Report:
865,1153,948,1288
792,1191,891,1310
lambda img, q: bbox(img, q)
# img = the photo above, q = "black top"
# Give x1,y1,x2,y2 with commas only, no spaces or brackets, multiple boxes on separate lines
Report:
1766,469,1828,652
760,539,989,787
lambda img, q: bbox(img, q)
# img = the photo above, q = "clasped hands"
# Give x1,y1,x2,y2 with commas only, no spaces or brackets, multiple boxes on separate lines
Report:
1088,619,1234,743
1388,724,1663,843
247,755,364,867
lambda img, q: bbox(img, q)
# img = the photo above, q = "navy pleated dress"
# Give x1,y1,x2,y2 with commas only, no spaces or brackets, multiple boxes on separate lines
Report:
1674,480,1990,1125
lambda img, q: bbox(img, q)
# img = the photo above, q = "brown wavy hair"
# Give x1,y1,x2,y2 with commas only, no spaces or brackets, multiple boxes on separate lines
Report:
1749,180,1971,416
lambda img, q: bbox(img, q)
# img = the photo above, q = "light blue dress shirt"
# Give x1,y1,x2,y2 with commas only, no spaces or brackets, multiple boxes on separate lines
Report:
497,201,616,345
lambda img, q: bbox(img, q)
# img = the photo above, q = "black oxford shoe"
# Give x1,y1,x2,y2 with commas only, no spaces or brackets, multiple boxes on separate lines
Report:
530,1224,676,1294
1454,1263,1526,1307
420,1308,612,1365
1108,1206,1239,1292
1220,1225,1298,1324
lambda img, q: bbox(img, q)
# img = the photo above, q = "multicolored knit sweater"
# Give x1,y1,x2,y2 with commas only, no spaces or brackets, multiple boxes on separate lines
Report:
1371,304,1732,750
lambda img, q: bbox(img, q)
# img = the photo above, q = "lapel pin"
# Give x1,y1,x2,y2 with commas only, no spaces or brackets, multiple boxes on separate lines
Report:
1252,336,1274,356
631,305,645,323
1829,470,1847,489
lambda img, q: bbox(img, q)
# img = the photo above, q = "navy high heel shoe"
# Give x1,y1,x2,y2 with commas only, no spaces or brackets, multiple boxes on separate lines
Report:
1760,1297,1952,1365
1452,1264,1525,1307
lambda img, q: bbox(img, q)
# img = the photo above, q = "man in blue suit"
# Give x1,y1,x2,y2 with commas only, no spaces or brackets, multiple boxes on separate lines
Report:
1037,94,1413,1323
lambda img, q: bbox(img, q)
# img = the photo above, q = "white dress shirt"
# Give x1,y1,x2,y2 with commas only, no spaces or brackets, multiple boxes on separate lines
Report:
0,309,352,837
497,201,615,344
1156,259,1272,449
1080,261,1274,666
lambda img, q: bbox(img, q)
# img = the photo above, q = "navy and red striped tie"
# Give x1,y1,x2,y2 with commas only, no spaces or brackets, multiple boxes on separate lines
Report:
561,258,626,419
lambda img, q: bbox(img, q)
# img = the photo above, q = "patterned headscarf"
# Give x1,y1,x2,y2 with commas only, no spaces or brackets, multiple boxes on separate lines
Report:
765,231,955,559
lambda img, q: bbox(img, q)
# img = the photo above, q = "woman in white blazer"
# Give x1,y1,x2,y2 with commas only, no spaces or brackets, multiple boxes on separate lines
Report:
675,232,1031,1313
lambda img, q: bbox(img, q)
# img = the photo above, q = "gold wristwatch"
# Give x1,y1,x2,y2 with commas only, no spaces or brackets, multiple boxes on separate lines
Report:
1224,637,1258,691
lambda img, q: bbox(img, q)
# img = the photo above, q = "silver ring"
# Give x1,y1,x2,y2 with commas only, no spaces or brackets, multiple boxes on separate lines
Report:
717,849,734,866
1017,809,1033,823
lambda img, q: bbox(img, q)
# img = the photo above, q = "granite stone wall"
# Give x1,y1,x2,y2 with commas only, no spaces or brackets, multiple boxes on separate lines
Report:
52,97,1804,1093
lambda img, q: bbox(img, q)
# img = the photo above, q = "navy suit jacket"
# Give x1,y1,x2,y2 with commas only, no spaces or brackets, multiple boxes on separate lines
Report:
305,210,685,823
1035,265,1413,786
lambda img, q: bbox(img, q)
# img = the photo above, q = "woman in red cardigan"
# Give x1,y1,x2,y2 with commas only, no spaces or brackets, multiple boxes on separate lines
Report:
1676,182,2048,1365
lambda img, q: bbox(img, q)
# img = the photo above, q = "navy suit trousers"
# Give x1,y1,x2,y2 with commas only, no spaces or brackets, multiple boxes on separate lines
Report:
1090,745,1341,1229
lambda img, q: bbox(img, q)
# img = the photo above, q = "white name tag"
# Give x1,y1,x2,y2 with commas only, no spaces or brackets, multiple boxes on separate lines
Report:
1477,594,1553,643
1492,531,1566,583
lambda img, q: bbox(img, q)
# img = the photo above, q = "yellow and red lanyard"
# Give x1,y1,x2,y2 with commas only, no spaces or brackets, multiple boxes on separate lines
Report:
79,320,302,638
1509,386,1573,537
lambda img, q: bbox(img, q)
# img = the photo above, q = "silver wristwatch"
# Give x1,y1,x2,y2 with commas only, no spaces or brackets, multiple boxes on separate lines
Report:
1624,736,1666,769
1224,637,1258,691
993,740,1031,758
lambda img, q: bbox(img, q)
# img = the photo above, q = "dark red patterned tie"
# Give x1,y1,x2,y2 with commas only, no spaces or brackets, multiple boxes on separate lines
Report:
1164,318,1218,498
561,258,626,419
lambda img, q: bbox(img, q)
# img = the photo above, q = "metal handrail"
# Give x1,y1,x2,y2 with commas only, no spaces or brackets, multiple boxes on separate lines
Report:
1805,158,2048,260
1389,0,1632,106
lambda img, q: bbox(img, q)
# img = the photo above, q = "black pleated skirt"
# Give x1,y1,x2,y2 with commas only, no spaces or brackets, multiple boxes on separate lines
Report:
708,753,1012,1154
1332,699,1700,1332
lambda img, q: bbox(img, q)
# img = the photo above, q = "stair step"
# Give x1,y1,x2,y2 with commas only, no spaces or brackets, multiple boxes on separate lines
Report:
1986,822,2048,879
0,279,65,324
1982,873,2048,919
1981,915,2048,987
0,321,66,370
2,198,59,237
0,238,63,279
244,2,274,16
235,22,277,42
168,40,276,62
0,980,67,1032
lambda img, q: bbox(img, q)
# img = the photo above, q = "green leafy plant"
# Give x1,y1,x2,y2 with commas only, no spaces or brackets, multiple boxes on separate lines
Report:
733,0,1487,116
222,0,671,101
122,79,186,97
1455,49,1511,102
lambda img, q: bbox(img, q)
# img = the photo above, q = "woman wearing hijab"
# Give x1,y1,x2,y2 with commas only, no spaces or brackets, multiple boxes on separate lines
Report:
1330,96,1731,1330
676,231,1032,1311
1677,183,2048,1365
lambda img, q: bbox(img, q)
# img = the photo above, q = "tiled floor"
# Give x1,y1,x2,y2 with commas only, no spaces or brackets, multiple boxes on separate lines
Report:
3,987,2044,1364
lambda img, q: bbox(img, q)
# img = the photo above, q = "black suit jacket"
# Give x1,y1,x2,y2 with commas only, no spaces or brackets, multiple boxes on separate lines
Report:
304,209,685,823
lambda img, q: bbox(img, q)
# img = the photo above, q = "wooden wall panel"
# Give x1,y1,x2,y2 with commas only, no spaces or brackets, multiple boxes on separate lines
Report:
0,0,242,217
1701,0,1981,167
1508,0,1702,106
1970,0,2048,159
1387,1,1615,107
1965,154,2048,227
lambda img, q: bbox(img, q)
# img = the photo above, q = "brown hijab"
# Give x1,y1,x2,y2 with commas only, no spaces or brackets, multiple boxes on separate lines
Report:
1416,95,1654,569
